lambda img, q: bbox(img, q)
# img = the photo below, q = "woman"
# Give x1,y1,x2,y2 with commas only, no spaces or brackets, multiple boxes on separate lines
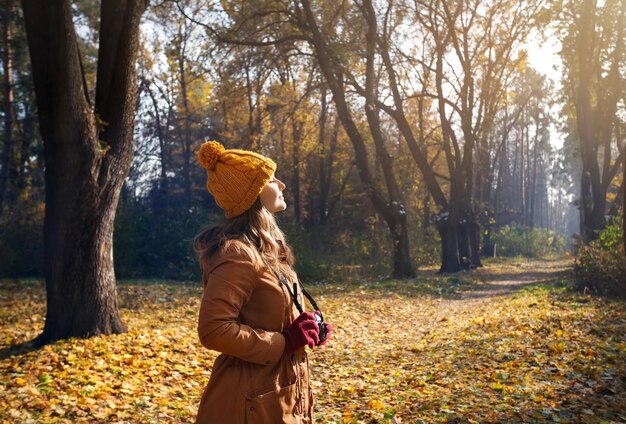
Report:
193,141,332,423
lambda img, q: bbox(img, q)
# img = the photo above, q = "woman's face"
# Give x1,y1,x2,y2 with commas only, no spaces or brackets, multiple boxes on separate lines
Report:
260,175,287,213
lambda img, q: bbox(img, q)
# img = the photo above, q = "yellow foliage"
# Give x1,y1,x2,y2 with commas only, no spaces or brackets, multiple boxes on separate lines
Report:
1,258,625,422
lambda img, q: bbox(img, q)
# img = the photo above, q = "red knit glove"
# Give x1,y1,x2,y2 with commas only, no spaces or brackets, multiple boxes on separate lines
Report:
282,312,319,355
317,321,333,346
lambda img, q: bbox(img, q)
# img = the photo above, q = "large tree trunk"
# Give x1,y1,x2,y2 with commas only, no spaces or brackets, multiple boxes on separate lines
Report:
436,172,462,273
393,216,413,278
436,210,460,273
457,212,470,264
468,219,481,266
22,0,148,344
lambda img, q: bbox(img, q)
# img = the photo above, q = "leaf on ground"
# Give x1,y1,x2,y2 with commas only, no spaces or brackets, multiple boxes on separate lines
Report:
1,258,624,422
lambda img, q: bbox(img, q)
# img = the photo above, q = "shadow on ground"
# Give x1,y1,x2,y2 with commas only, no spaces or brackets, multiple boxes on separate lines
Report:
0,339,42,360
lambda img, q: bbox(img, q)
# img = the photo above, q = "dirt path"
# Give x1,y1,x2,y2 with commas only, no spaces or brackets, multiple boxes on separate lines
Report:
410,257,574,331
464,257,573,298
311,256,620,422
467,255,572,298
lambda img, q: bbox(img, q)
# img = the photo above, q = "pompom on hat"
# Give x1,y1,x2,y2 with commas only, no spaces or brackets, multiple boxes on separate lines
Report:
197,140,276,218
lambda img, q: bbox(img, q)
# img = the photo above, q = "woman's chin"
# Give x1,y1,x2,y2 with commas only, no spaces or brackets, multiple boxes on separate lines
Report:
266,202,287,214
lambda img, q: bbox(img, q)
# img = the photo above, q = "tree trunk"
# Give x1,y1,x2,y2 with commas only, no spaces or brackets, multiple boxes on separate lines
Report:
575,0,601,241
291,119,301,223
393,215,413,278
468,220,481,266
519,119,526,225
0,1,14,216
436,171,462,273
362,0,413,278
319,123,338,225
317,87,331,225
529,120,539,228
243,63,257,150
457,220,470,263
178,51,192,200
436,210,460,273
476,133,492,259
18,102,35,193
456,177,471,263
481,164,494,257
22,0,148,344
145,82,168,198
422,194,430,230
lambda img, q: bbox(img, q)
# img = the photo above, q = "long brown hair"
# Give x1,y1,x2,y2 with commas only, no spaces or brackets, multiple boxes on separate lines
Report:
193,198,296,279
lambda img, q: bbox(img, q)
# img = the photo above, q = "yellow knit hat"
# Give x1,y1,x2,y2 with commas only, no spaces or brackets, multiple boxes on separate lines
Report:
197,140,276,218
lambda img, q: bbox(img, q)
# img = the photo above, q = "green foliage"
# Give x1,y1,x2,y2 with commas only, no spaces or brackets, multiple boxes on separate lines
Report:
491,224,566,257
410,224,440,267
113,196,220,281
0,204,44,278
280,222,331,281
113,195,405,283
281,220,393,281
574,215,626,299
597,215,623,251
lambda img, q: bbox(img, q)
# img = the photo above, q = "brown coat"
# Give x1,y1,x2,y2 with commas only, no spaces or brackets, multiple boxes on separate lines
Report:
196,241,313,423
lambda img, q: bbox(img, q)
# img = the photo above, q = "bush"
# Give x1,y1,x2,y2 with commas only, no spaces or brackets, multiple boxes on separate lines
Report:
281,220,392,281
491,223,566,257
114,198,219,281
0,202,44,277
409,223,440,267
113,193,405,282
574,216,626,299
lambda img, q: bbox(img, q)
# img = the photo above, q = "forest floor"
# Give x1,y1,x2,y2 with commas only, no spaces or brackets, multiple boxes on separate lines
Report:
0,256,625,423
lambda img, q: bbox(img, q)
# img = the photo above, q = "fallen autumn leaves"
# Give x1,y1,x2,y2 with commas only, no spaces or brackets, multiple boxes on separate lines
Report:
1,258,624,423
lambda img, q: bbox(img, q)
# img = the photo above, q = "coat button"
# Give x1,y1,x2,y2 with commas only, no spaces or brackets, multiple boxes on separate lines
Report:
250,406,255,411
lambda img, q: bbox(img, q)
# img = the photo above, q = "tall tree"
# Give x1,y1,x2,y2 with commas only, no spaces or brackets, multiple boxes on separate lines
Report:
563,0,625,241
0,0,15,216
296,0,415,277
21,0,149,344
620,133,626,257
343,0,543,271
181,0,416,276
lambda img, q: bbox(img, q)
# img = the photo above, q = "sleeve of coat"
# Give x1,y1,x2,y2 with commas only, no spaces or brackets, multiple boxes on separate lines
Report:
197,256,285,365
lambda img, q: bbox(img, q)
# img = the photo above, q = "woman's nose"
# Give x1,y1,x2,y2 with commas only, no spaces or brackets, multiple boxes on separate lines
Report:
278,179,286,190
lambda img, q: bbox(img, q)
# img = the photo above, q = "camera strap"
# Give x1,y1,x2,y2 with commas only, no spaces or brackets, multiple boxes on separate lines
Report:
275,271,324,321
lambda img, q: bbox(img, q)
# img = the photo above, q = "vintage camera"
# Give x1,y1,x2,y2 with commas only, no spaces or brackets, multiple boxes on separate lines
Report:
314,311,328,342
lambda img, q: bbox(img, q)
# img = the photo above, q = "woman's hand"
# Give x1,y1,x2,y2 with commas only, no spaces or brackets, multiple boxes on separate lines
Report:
282,312,319,354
